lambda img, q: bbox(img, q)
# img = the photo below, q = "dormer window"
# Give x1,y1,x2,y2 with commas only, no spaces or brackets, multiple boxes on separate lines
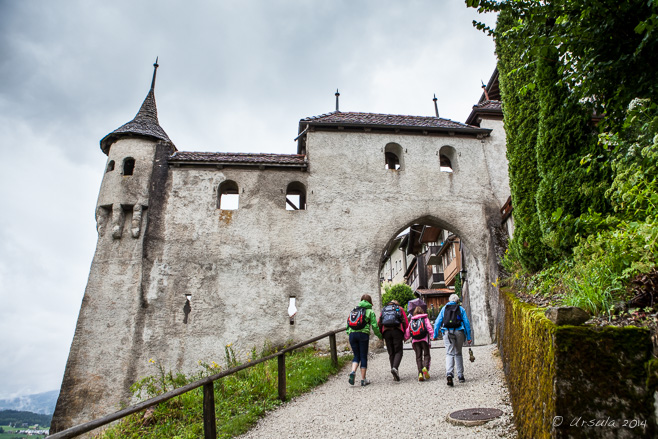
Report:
123,158,135,176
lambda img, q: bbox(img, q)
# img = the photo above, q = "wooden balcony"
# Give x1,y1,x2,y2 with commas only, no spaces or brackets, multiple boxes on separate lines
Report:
444,256,461,286
425,245,442,265
429,272,445,289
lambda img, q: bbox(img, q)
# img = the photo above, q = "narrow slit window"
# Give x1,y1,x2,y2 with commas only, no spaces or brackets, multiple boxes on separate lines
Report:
106,160,115,173
285,182,306,210
218,180,240,210
123,158,135,176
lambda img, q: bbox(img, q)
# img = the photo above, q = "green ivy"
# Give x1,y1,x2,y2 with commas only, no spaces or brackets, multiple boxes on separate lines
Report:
496,8,550,272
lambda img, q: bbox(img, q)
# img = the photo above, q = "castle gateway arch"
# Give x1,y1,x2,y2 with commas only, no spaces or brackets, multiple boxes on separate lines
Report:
52,67,509,431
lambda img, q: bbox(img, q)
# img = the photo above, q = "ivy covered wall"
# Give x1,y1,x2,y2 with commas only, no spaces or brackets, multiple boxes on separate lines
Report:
495,9,549,272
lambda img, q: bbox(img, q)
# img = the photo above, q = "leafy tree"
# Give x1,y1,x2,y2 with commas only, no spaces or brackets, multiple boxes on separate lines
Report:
381,283,415,309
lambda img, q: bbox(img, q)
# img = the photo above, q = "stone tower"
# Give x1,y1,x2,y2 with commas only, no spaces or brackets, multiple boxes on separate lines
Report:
51,61,176,432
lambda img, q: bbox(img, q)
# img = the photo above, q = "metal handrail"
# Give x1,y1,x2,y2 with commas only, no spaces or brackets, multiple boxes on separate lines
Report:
47,327,347,439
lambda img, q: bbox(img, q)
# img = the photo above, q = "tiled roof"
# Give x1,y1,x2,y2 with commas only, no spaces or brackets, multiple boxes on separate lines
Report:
465,99,504,126
301,111,481,131
100,88,171,154
473,100,502,111
169,151,307,168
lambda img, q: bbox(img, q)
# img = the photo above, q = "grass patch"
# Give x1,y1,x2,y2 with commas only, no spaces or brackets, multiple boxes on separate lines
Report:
97,345,349,439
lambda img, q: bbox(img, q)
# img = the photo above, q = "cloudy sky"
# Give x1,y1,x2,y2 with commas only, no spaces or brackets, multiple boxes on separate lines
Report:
0,0,496,399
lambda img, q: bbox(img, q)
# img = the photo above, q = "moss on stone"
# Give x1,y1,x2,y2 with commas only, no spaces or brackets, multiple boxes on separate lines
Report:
498,288,656,438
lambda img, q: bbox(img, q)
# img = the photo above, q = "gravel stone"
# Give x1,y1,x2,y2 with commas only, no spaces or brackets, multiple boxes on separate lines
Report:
238,343,517,439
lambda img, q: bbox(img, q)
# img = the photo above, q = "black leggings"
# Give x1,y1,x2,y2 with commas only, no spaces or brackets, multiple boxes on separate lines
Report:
383,328,404,369
412,341,431,372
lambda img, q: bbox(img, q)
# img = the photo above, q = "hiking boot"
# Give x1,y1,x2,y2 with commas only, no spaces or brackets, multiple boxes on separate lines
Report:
422,367,430,380
391,368,400,382
418,372,425,382
458,375,465,383
361,379,370,386
446,375,454,387
348,372,355,386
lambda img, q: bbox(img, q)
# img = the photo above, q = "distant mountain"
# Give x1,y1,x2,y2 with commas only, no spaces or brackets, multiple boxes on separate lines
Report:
0,390,58,415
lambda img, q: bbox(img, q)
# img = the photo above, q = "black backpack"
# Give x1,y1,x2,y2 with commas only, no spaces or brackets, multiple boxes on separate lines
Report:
347,307,368,330
442,303,462,329
380,304,403,327
409,318,428,340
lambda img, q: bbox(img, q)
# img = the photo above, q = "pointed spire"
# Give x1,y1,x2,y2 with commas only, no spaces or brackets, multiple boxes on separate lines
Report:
433,94,439,117
335,89,340,112
100,59,171,154
150,57,159,90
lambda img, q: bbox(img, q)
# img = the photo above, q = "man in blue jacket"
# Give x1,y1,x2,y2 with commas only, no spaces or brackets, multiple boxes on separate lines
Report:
433,294,472,386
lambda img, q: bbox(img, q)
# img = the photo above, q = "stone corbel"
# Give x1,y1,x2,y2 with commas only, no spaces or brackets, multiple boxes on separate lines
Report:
111,203,125,239
95,206,110,236
131,204,143,238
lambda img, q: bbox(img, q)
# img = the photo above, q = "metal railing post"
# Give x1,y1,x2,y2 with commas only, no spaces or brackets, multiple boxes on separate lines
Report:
203,382,216,439
329,333,338,367
277,353,286,401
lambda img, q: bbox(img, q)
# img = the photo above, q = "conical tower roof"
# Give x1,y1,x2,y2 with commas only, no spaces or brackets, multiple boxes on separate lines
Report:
100,60,171,155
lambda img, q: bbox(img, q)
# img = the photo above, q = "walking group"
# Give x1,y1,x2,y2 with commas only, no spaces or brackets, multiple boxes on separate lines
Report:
346,293,472,387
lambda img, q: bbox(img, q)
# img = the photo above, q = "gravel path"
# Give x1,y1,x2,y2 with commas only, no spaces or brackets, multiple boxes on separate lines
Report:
238,343,517,439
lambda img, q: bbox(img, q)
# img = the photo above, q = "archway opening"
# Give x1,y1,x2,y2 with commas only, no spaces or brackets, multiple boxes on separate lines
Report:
379,219,470,329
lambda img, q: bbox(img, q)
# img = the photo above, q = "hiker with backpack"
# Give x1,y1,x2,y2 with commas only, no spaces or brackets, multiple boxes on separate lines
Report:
377,300,409,382
405,306,433,381
433,294,472,387
346,294,382,386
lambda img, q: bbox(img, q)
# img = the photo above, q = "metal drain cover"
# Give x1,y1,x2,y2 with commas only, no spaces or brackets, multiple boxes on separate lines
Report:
447,408,504,426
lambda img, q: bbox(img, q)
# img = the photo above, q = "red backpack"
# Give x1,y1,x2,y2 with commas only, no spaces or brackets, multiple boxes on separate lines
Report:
409,318,428,340
347,307,367,330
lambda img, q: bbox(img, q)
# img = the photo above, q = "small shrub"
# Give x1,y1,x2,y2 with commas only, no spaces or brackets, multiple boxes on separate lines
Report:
381,283,415,309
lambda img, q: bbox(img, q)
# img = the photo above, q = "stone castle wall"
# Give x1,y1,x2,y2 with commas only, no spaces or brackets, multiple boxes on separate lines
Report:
53,121,510,431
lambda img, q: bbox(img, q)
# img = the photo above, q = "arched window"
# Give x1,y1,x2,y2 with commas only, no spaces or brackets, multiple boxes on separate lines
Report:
285,181,306,210
439,146,457,173
218,180,239,210
123,158,135,176
106,160,115,173
384,143,403,170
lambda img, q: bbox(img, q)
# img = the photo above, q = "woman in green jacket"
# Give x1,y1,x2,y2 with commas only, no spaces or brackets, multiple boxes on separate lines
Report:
346,294,382,386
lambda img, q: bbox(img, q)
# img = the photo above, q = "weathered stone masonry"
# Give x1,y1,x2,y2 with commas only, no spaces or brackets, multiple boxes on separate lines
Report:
51,66,509,431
